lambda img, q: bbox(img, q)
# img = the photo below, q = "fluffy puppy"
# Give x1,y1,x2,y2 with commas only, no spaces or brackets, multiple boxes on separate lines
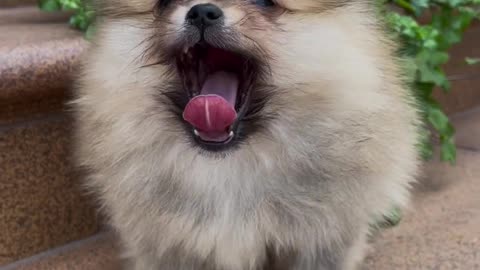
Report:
72,0,421,269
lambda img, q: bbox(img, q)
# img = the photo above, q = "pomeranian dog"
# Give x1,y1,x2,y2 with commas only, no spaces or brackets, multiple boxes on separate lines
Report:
73,0,421,269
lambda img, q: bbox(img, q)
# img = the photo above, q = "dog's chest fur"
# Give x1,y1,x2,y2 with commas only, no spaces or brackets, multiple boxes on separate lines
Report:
106,146,353,270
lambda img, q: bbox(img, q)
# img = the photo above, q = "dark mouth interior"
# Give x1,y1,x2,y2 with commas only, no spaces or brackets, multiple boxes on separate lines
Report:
177,44,255,113
176,44,257,145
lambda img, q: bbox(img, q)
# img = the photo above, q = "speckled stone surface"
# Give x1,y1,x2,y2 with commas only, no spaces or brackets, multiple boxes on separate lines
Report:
0,234,120,270
0,97,65,125
0,117,100,265
0,7,87,107
0,7,98,265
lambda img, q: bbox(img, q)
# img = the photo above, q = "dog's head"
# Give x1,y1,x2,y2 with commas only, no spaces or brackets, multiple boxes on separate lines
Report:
84,0,383,155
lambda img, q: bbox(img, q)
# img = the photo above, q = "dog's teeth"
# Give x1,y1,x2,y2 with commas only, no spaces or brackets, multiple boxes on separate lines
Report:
194,129,200,137
229,131,234,138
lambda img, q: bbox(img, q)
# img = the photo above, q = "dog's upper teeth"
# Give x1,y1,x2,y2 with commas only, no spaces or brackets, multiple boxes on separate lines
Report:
192,130,235,140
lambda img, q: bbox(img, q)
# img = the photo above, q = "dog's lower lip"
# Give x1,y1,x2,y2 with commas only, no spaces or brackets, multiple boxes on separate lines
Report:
194,129,235,144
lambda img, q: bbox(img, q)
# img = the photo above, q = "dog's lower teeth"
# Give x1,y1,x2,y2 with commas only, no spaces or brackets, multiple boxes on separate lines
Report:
192,130,235,142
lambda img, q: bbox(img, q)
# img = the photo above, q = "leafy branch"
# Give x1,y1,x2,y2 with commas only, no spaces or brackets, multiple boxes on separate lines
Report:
38,0,94,36
386,0,480,163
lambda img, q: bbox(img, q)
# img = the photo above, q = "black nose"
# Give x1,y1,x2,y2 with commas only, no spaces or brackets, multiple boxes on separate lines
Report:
186,3,224,28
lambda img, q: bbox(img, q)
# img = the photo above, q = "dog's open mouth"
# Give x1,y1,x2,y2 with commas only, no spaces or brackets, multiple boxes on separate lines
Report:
177,44,257,146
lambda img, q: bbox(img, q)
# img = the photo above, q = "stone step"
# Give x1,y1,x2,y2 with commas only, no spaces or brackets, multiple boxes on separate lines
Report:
0,7,99,266
0,234,120,270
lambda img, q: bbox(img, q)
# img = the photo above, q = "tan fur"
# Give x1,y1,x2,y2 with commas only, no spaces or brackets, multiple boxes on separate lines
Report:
73,0,421,269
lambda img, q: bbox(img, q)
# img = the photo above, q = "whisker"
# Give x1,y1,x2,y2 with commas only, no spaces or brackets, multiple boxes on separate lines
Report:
131,24,187,68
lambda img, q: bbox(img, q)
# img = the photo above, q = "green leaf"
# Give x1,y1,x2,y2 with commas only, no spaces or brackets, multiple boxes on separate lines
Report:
418,66,449,88
383,206,403,227
61,0,80,10
374,206,404,229
415,82,435,97
420,140,434,160
465,57,480,65
38,0,61,11
441,138,457,164
427,105,451,135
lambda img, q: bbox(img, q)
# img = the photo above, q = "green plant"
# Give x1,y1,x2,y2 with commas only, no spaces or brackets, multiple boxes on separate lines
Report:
38,0,94,35
39,0,480,164
385,0,480,164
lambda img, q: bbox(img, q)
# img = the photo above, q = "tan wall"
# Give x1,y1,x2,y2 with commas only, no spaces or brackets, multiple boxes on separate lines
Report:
0,8,100,265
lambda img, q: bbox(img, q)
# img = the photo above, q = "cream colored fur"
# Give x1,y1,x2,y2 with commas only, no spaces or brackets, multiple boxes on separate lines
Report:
73,0,421,269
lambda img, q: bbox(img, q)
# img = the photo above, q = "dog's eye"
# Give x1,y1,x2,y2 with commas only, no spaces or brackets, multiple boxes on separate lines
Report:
253,0,275,7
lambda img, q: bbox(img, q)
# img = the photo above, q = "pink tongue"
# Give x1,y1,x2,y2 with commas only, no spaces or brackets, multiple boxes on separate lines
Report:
183,72,238,141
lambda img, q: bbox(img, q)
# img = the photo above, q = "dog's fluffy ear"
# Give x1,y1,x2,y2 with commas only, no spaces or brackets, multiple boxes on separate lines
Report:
276,0,351,11
94,0,156,16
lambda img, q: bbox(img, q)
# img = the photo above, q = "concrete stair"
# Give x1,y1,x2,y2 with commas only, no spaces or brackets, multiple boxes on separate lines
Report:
0,5,479,270
0,6,98,266
0,234,118,270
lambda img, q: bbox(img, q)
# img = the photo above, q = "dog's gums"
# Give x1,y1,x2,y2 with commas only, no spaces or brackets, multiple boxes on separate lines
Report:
177,44,257,146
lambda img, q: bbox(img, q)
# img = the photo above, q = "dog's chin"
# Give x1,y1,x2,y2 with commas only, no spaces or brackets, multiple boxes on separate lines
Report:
165,41,269,152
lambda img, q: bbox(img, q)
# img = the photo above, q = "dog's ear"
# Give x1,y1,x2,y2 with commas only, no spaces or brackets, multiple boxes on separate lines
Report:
94,0,156,17
276,0,352,11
